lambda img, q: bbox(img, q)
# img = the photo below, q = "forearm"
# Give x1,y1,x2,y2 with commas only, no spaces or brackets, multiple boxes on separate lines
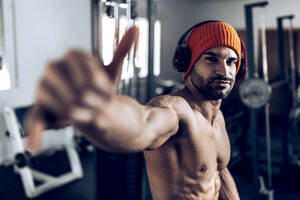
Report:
74,95,178,152
219,168,240,200
74,95,148,152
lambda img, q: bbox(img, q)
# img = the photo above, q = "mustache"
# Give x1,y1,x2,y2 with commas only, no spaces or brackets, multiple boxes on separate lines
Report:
208,76,234,84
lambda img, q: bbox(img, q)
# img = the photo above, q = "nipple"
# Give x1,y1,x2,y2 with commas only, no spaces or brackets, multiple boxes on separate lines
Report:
199,165,207,174
217,158,223,171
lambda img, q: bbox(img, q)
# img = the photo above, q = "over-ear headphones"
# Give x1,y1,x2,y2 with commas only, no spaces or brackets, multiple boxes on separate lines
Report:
172,20,247,82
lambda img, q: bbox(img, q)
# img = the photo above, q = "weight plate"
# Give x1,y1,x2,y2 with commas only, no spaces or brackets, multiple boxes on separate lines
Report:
239,78,271,109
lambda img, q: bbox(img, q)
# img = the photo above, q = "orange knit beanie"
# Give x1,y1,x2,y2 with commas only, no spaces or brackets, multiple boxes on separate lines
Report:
183,22,242,79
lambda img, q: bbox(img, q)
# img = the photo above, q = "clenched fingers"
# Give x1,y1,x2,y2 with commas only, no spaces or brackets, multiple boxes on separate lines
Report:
70,89,108,123
64,49,114,96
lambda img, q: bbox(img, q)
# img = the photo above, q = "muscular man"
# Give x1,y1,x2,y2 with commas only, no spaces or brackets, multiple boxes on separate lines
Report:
26,21,246,200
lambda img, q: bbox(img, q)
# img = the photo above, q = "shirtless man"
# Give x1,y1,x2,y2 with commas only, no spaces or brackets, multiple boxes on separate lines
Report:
26,21,246,200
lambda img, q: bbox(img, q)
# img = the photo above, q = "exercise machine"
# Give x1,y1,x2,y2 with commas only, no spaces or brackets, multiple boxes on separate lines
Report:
240,1,274,199
281,15,300,169
91,1,148,199
2,105,83,199
274,15,294,169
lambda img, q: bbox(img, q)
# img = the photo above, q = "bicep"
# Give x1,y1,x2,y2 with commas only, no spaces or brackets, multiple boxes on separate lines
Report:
219,168,240,200
139,94,183,149
143,105,179,149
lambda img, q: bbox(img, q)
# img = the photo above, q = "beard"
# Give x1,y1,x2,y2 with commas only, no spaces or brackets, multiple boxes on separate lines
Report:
190,70,235,100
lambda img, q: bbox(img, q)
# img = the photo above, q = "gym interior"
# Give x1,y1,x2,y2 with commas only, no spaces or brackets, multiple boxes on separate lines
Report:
0,0,300,199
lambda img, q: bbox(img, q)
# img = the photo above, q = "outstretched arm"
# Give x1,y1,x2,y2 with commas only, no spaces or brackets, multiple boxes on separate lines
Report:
25,27,179,153
73,94,179,152
219,168,240,200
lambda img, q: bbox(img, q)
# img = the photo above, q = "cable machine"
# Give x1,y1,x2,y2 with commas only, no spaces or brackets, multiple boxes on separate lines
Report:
281,15,300,170
276,15,296,170
90,0,157,199
240,1,274,199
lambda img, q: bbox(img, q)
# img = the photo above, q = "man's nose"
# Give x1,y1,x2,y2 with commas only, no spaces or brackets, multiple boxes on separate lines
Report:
215,61,228,76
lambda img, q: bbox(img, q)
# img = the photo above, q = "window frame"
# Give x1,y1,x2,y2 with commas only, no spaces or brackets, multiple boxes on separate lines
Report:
0,0,18,90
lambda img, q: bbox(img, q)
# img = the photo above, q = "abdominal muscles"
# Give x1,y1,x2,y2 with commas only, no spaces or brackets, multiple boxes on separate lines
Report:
176,171,221,200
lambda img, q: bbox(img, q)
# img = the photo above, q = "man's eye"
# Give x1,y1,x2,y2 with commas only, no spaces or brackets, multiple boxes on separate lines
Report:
227,59,237,66
206,57,218,63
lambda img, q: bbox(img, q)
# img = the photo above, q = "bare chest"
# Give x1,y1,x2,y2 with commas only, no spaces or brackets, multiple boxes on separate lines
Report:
178,117,231,178
143,113,231,200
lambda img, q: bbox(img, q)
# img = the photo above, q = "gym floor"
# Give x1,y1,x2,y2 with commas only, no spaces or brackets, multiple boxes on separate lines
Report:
0,150,96,200
0,146,300,200
232,158,300,200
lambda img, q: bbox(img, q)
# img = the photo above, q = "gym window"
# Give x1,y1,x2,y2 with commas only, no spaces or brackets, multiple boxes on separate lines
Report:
0,0,16,91
0,0,11,90
101,15,161,79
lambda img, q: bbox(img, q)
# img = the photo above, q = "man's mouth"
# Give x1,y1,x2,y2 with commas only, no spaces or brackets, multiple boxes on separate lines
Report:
210,80,231,87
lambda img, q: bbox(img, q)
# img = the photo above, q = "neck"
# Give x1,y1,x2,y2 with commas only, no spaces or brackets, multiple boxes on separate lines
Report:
183,76,222,125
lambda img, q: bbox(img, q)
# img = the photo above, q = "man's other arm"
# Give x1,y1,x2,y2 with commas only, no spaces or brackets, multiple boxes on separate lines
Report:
219,168,240,200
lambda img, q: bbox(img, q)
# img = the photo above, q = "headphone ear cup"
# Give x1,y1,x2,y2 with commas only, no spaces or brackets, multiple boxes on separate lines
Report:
172,46,191,72
236,37,247,82
236,58,246,82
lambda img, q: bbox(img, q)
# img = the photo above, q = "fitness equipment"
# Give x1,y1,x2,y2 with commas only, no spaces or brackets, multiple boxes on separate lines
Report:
91,0,101,58
282,15,300,169
91,1,146,200
123,0,136,97
0,56,2,70
275,15,295,168
239,78,271,109
0,56,3,71
146,0,156,100
2,106,83,199
0,0,3,71
241,2,274,200
154,79,184,96
288,16,297,107
99,0,140,99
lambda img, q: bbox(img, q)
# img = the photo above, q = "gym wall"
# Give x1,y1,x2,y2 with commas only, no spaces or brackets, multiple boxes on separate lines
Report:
0,0,91,164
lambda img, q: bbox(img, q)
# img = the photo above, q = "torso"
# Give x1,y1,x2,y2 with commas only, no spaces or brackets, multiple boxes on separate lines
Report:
143,89,231,200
